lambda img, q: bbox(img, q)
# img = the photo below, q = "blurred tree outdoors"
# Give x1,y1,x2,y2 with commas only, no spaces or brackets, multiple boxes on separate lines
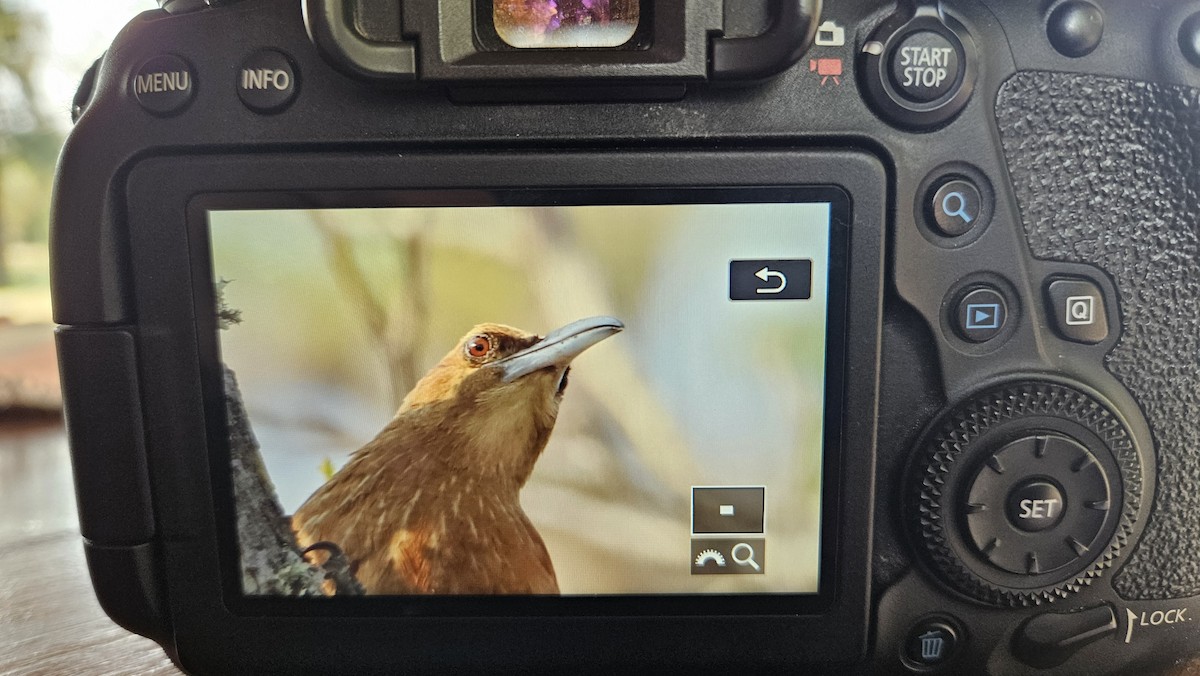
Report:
0,2,67,416
0,2,56,294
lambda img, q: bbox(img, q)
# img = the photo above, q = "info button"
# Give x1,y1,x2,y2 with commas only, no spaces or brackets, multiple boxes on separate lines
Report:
692,486,765,534
238,49,299,114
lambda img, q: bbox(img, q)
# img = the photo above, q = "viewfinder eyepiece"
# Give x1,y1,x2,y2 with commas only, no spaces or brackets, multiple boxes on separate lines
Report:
493,0,641,49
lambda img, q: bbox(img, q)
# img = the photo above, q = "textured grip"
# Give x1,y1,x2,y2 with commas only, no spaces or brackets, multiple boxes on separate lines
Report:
995,71,1200,600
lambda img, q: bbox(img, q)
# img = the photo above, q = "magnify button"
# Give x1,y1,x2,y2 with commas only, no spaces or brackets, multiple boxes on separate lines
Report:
731,542,763,572
930,179,983,237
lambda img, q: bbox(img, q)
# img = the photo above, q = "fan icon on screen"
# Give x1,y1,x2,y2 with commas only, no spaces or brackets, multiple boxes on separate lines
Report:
695,549,727,567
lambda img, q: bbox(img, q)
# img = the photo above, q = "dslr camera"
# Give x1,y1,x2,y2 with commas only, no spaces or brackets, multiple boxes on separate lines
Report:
52,0,1200,672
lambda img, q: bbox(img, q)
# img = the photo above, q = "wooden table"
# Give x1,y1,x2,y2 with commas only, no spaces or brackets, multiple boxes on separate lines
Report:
0,419,179,675
4,418,1200,675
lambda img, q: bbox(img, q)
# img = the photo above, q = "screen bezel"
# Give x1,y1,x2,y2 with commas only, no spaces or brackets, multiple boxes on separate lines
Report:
121,150,882,666
191,185,850,617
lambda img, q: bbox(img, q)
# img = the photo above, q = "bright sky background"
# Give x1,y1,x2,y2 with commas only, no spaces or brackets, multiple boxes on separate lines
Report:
13,0,155,131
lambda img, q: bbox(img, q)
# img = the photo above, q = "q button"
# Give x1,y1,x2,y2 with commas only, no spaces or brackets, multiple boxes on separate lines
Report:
928,178,983,237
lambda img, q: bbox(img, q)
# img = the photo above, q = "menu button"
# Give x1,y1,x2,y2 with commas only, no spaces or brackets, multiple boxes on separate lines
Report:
133,55,195,116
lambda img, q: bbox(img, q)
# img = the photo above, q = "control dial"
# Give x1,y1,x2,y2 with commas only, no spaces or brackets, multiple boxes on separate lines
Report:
964,434,1109,574
912,382,1141,606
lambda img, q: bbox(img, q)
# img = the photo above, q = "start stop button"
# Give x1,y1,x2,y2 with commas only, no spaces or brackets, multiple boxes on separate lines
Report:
889,31,961,103
859,8,977,129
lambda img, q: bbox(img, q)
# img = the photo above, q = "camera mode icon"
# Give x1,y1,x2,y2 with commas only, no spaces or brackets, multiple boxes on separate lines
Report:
814,21,846,47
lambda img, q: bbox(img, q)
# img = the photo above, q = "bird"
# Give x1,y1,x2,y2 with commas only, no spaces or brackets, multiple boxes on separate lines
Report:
292,316,624,595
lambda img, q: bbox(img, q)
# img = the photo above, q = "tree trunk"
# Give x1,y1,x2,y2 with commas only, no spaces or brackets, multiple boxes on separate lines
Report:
226,366,330,596
0,162,10,288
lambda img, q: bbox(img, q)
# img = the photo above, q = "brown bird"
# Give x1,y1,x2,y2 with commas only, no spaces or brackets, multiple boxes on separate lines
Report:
292,316,623,595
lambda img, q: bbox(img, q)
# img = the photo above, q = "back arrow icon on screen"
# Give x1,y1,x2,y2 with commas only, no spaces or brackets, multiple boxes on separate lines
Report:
755,267,788,294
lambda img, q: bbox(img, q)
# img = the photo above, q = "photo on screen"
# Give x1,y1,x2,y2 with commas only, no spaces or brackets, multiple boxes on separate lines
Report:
209,195,837,598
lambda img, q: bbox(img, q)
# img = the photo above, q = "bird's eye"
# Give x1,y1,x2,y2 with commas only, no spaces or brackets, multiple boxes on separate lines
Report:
466,335,493,359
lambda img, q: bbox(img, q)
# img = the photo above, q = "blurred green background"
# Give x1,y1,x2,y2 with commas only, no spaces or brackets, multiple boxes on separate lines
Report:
1,0,155,543
0,1,153,324
213,202,833,595
0,2,57,328
0,0,153,415
0,5,186,671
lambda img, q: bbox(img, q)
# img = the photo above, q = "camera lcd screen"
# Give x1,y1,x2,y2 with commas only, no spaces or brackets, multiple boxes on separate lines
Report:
207,189,846,602
492,0,640,48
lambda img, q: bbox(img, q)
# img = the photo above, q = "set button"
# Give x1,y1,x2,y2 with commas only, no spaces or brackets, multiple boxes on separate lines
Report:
1007,479,1066,533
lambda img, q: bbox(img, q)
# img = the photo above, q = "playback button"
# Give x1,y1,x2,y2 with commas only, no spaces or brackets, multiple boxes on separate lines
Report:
953,286,1009,343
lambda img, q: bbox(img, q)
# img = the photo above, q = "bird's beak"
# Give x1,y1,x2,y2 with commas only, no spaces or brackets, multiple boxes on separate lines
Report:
493,316,624,383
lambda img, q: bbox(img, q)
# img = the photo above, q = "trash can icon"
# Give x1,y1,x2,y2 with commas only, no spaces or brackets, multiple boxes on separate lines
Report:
919,630,946,661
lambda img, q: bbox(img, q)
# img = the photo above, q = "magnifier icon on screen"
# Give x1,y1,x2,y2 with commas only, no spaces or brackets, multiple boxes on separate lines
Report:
731,543,761,571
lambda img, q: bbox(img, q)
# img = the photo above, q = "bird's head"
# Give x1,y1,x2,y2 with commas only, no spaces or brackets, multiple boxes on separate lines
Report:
396,316,624,482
